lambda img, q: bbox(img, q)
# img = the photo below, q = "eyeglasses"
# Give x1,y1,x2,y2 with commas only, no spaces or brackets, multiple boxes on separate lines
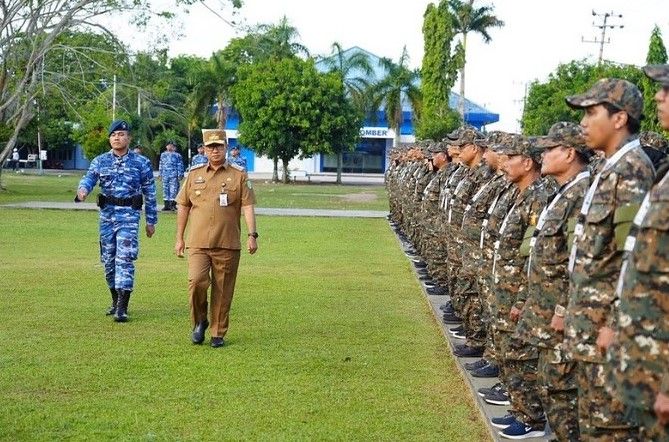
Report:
205,145,227,151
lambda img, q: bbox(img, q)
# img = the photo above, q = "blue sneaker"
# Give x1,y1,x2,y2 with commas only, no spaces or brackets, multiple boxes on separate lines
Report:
465,358,488,371
499,420,546,440
483,389,511,406
491,414,517,430
477,382,504,397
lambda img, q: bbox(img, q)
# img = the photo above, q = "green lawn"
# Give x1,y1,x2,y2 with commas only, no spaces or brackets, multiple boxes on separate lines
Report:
0,209,488,441
0,172,389,211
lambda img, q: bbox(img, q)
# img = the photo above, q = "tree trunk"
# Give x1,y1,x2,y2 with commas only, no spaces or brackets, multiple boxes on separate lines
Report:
281,158,290,184
272,156,279,183
336,151,343,184
459,33,468,119
217,96,227,130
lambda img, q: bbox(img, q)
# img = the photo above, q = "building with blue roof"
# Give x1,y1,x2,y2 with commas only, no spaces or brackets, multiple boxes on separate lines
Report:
224,46,499,174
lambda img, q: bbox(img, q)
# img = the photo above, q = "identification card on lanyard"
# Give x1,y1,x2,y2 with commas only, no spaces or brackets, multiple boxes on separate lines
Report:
219,182,228,207
567,140,640,272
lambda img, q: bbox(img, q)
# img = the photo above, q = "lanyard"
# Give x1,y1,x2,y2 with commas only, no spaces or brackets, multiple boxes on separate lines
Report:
568,139,641,272
447,179,467,223
479,188,505,249
614,171,669,296
492,199,520,276
440,166,461,211
526,171,590,277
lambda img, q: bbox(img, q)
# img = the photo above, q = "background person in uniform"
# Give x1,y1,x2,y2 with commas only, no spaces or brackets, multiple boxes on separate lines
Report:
159,141,184,211
75,120,158,323
133,145,144,156
190,143,208,168
228,145,247,171
174,129,258,348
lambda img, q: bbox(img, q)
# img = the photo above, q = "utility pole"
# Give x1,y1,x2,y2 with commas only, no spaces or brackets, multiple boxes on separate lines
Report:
582,10,624,64
112,74,117,120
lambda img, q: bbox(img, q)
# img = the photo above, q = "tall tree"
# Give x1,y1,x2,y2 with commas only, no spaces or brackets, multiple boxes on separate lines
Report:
232,58,360,183
190,51,237,130
448,0,504,117
319,43,372,182
418,1,463,140
257,16,309,60
642,25,669,134
370,47,422,148
0,0,241,188
521,60,647,135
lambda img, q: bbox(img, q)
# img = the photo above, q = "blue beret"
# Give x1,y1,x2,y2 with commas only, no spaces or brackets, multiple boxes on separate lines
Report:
108,120,130,136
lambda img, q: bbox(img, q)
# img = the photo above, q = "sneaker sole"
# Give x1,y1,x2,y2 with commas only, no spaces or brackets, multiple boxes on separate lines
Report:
484,398,512,406
499,430,546,440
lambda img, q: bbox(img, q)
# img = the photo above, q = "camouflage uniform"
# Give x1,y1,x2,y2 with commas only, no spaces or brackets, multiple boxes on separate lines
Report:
492,136,549,430
607,64,669,442
514,123,592,442
479,176,518,365
564,79,655,440
159,145,185,205
609,167,669,441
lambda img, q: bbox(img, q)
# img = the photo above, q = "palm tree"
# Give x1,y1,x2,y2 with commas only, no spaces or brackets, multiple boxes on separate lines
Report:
257,15,309,60
370,47,422,149
448,0,504,116
189,51,236,130
320,43,373,183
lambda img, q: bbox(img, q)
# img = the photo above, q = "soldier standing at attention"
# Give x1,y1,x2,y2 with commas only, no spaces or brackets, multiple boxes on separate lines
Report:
191,143,208,168
159,141,184,211
174,129,258,348
607,65,669,441
228,145,247,171
76,120,158,322
563,78,655,439
512,122,592,441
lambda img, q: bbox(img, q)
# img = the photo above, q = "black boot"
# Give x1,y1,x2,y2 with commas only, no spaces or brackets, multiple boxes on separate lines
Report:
106,288,118,316
191,320,209,344
114,290,131,323
170,201,177,211
162,202,170,211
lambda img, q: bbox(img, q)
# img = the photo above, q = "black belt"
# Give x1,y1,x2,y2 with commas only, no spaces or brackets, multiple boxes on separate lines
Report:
97,194,143,210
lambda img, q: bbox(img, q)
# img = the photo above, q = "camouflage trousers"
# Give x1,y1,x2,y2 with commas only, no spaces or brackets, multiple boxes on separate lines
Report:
161,175,180,200
478,265,497,363
576,361,639,441
497,330,545,428
634,408,669,441
537,348,579,442
445,237,464,315
458,241,486,348
100,219,139,291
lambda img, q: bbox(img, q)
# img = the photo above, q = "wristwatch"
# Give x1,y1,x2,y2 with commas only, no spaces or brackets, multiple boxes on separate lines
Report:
248,232,259,239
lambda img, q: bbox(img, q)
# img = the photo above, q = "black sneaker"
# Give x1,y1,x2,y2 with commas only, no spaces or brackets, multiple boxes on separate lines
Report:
449,325,464,335
484,389,511,406
453,345,484,357
452,331,467,340
427,286,447,296
471,363,500,378
464,358,489,371
439,301,453,311
477,382,504,397
442,313,462,324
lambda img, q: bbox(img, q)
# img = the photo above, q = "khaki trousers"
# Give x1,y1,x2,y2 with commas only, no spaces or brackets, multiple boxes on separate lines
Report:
188,248,240,338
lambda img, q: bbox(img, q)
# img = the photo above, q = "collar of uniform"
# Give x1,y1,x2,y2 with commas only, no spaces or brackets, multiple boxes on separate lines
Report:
206,160,229,172
110,149,129,160
515,177,543,204
556,167,590,193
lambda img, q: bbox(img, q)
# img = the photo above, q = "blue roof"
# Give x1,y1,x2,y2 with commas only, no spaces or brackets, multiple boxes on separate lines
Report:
316,46,499,128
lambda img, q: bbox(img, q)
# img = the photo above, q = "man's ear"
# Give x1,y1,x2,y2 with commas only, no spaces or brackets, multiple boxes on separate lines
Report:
613,110,628,131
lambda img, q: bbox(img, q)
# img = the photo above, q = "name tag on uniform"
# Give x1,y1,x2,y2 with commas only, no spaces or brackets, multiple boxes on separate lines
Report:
219,193,228,207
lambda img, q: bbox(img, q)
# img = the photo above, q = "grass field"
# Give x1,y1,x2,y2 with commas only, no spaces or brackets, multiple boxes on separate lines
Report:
0,172,389,211
0,208,488,440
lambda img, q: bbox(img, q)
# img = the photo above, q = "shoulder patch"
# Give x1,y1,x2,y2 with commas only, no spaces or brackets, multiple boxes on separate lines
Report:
230,163,244,171
190,163,207,170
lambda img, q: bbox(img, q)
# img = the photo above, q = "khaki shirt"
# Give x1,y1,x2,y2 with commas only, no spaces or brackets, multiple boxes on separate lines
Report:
176,161,256,250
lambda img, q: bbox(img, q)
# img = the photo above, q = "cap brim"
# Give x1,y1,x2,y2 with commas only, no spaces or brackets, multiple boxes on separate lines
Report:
535,137,561,149
643,65,669,85
565,93,603,110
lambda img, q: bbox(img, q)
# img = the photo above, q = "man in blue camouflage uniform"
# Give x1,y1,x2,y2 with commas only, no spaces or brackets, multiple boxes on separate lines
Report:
76,120,158,323
190,143,208,169
228,145,247,171
159,141,184,211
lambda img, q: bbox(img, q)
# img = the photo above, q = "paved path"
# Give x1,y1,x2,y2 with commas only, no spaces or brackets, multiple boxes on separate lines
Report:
389,223,550,442
0,201,389,218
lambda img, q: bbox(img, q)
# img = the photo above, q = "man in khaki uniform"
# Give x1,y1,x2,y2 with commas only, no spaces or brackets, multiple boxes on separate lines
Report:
174,129,258,348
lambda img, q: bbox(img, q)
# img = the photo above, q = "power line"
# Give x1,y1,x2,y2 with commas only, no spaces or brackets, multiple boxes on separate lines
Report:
582,10,624,64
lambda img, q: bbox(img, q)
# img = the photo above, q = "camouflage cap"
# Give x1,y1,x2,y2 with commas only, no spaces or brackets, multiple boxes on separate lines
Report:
451,127,486,147
490,132,516,153
565,78,643,121
496,135,544,163
202,129,227,146
643,64,669,86
428,141,448,153
537,122,587,149
640,131,668,152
